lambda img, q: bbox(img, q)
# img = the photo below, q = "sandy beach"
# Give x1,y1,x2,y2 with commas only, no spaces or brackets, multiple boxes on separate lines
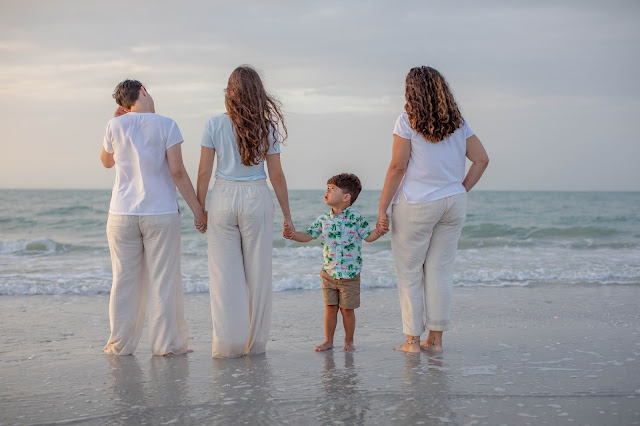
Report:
1,285,639,425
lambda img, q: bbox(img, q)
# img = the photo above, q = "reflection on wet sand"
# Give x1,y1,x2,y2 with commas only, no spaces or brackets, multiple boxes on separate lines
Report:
318,351,370,425
106,355,191,424
397,352,456,424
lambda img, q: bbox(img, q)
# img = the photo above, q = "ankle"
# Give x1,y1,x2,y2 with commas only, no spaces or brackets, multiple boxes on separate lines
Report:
406,336,420,345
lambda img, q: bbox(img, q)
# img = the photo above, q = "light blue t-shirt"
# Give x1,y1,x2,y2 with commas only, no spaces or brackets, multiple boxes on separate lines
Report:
200,114,280,181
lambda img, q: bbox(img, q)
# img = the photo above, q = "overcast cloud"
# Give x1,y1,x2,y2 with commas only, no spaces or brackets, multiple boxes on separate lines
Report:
1,0,638,190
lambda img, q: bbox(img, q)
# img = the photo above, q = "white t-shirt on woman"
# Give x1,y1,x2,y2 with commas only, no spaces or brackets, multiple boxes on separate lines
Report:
103,112,183,215
392,112,474,204
200,114,280,181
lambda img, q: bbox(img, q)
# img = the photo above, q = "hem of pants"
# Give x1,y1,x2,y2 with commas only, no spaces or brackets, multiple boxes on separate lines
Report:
402,326,426,337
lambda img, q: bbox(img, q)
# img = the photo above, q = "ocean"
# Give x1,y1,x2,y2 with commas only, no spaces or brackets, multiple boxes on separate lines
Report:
1,189,639,295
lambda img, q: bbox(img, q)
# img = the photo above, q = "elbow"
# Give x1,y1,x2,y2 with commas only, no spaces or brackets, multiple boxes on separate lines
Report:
478,156,489,169
269,171,286,185
171,168,185,181
389,163,407,175
101,159,114,169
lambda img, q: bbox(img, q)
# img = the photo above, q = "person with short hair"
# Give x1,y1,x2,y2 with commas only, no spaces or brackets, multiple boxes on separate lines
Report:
285,173,387,352
101,79,205,356
376,67,489,353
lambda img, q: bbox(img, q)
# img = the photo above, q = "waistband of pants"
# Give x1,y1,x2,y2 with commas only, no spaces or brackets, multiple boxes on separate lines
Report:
213,178,268,187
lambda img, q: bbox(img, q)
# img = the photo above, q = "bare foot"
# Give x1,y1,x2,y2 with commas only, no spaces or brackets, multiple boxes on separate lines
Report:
420,339,443,353
393,342,421,353
343,341,356,352
315,341,334,352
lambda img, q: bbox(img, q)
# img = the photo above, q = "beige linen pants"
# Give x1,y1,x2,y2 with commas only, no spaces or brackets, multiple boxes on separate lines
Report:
103,213,189,356
207,179,274,358
391,192,467,336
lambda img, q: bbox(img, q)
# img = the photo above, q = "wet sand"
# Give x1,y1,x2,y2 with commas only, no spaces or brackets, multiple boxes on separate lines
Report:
1,285,639,425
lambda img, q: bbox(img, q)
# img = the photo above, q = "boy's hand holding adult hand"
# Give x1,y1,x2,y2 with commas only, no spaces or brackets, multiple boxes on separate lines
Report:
114,106,128,117
376,212,390,236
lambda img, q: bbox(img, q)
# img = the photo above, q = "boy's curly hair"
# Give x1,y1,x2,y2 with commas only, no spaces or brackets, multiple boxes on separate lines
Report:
405,66,463,143
327,173,362,206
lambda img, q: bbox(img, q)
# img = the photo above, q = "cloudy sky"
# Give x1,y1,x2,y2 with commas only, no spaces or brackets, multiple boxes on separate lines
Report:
1,0,638,190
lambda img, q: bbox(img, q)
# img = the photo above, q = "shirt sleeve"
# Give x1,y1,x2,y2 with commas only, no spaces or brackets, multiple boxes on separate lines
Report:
462,119,474,139
267,124,281,154
200,118,215,149
393,113,413,139
102,121,113,153
166,120,184,150
306,216,323,240
357,214,371,239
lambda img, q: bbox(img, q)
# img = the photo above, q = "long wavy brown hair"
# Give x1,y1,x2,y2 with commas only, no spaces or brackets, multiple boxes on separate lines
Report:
225,66,287,166
405,66,463,143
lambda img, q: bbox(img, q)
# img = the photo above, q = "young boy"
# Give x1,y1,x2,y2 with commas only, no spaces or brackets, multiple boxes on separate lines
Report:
284,173,387,351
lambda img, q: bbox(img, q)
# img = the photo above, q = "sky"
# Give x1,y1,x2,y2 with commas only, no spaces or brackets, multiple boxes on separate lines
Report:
0,0,639,191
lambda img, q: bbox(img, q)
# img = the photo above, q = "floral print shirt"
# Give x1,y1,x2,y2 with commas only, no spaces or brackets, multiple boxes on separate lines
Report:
307,207,371,279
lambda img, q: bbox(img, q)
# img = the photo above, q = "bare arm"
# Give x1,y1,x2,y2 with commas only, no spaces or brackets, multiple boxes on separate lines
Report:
266,153,294,234
101,147,115,168
290,231,313,243
462,135,489,192
376,134,411,234
197,146,215,212
167,143,206,233
364,229,383,242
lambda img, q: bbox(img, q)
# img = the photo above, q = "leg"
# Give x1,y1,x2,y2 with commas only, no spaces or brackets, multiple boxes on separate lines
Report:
103,215,146,355
316,305,339,351
238,182,274,355
208,184,250,358
391,197,443,350
141,214,189,356
421,193,466,352
340,308,356,351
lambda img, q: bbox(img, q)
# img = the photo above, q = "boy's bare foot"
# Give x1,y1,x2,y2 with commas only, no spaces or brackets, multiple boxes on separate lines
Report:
315,341,334,351
343,341,356,352
393,341,421,353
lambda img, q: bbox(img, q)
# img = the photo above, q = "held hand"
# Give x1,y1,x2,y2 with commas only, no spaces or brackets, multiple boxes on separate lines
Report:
283,218,295,239
376,212,390,236
194,211,207,234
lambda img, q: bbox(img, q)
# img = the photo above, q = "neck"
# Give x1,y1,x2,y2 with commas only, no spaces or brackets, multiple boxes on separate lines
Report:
130,105,153,113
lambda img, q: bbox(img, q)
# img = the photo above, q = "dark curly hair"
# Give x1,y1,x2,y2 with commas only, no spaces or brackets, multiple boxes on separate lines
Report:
404,67,463,143
113,79,143,109
225,66,287,166
327,173,362,206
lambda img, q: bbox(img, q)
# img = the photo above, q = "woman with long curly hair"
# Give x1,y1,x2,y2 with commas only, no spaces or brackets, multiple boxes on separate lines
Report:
197,65,293,358
376,66,489,353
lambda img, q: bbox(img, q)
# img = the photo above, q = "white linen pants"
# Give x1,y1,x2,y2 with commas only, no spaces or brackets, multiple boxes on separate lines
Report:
103,213,189,356
391,192,467,336
207,179,274,358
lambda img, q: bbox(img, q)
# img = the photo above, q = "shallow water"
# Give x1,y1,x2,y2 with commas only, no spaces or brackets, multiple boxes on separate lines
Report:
1,190,639,295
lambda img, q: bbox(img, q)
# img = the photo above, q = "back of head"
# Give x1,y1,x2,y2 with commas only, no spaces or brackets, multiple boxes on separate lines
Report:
225,65,287,166
113,80,143,110
327,173,362,205
404,67,462,143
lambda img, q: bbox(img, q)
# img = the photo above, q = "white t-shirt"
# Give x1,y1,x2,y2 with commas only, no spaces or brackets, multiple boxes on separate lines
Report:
200,114,280,181
392,112,473,204
103,112,183,215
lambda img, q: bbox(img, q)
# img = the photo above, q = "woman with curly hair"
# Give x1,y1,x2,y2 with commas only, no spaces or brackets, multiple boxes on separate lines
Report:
197,65,293,358
376,66,489,353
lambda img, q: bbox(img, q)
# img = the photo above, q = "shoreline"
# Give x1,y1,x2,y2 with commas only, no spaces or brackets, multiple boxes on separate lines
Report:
1,285,639,424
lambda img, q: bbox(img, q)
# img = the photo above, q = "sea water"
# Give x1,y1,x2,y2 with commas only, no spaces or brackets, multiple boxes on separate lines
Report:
1,189,639,295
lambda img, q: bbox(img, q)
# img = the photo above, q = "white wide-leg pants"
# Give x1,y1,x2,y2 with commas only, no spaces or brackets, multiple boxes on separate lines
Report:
103,213,189,356
207,179,274,358
391,192,467,336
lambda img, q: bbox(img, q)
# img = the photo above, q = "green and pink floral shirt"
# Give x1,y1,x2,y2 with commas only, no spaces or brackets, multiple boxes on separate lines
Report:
307,207,371,279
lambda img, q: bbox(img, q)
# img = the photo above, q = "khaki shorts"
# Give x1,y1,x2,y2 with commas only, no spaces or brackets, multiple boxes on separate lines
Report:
320,270,361,309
